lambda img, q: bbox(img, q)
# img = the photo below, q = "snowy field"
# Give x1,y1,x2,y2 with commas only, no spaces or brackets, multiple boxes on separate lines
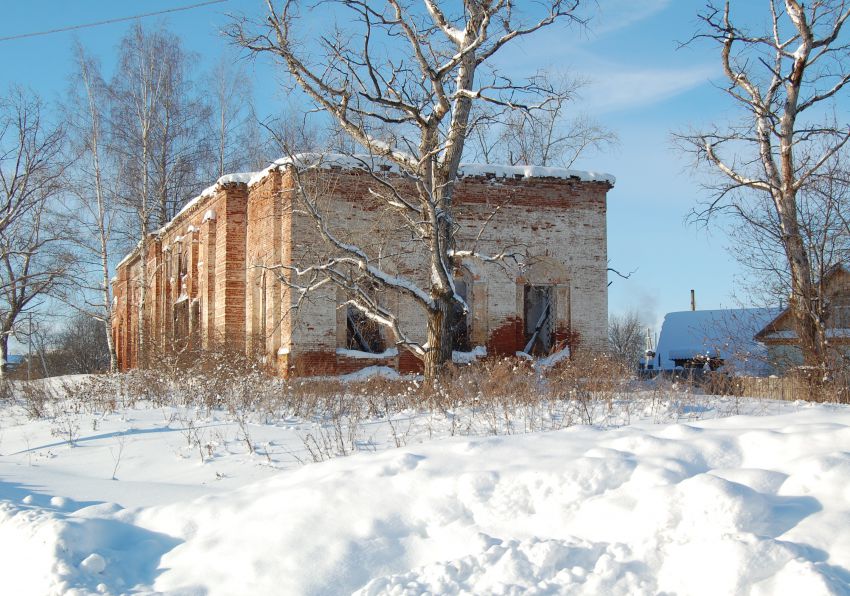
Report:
0,376,848,595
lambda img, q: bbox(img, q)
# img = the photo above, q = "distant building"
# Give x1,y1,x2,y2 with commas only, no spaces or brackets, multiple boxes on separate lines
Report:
755,264,850,372
652,308,782,376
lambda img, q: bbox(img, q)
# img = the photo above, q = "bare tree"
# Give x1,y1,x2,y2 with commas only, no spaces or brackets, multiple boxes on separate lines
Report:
608,310,645,368
62,44,120,371
726,152,850,311
55,313,111,375
259,100,323,164
109,23,211,366
678,0,850,371
231,0,584,381
205,53,258,178
0,88,71,375
472,73,617,168
109,24,162,367
149,34,211,225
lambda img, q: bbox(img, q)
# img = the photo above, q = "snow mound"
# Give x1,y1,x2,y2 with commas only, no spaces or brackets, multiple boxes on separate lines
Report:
143,410,850,594
356,536,649,595
0,499,178,596
3,408,848,594
0,402,850,596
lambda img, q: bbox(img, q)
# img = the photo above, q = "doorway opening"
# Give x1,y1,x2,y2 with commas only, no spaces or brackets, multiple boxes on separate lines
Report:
523,285,553,355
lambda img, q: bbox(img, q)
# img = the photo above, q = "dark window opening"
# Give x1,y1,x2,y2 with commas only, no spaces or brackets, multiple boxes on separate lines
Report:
346,307,385,353
259,269,267,341
524,285,554,355
449,277,471,352
190,300,200,341
173,300,190,344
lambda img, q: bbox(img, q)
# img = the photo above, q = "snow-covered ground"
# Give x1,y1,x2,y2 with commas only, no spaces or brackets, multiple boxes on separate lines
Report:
0,379,848,595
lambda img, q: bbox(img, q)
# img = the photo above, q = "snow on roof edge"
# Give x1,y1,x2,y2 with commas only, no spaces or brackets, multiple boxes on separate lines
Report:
114,240,143,271
246,152,616,187
167,172,255,228
457,163,615,185
115,173,255,271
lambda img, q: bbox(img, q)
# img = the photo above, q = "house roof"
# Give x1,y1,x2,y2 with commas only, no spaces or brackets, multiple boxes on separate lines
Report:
754,264,850,342
655,308,782,375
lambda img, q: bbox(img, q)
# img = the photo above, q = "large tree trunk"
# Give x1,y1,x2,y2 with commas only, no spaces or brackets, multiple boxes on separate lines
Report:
786,232,827,368
0,333,8,378
104,321,118,373
137,240,148,368
777,178,828,369
424,296,452,385
100,237,118,372
102,293,118,373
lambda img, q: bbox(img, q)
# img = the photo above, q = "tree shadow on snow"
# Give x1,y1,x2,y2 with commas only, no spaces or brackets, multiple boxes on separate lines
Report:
5,422,226,455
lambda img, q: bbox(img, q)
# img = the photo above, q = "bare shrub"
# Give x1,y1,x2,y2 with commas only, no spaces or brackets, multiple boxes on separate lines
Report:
789,366,850,404
701,371,741,397
20,380,55,419
548,353,633,425
50,406,81,446
123,368,173,407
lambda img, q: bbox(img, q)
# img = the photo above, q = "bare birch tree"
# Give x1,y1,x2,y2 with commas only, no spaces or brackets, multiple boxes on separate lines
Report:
678,0,850,371
0,88,71,375
150,36,211,225
726,152,850,310
206,53,257,178
109,25,163,367
62,44,119,371
231,0,583,381
109,23,211,366
472,73,617,168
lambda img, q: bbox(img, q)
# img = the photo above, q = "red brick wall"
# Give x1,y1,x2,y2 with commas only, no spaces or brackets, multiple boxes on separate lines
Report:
112,165,611,377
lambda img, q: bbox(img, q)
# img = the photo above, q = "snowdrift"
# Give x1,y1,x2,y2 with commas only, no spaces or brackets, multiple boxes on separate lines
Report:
1,407,849,595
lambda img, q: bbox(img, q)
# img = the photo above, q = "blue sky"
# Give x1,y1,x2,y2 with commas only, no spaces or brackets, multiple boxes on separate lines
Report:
0,1,769,333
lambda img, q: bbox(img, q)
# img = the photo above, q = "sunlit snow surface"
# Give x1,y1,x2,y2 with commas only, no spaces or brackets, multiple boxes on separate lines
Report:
0,384,848,595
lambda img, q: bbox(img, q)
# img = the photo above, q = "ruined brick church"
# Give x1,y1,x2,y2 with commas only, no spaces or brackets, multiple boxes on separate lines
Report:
112,155,614,376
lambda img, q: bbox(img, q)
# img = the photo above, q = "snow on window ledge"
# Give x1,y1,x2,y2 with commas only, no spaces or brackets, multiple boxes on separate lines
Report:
336,347,399,360
452,345,487,364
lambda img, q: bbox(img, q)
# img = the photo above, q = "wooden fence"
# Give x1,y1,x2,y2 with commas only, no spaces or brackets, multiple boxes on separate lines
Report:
736,375,849,403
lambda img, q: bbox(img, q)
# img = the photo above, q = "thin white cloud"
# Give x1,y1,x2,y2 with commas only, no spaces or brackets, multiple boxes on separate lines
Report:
576,64,718,114
587,0,673,35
